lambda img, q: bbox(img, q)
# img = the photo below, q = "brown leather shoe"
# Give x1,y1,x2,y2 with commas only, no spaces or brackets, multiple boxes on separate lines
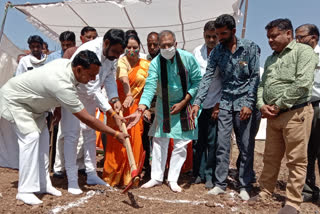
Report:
278,205,298,214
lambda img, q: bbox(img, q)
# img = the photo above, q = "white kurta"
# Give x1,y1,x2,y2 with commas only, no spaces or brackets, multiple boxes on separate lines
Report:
15,54,47,76
0,59,84,193
71,37,118,112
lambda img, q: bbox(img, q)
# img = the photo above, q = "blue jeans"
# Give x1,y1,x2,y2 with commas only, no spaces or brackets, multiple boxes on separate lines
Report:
214,108,254,191
193,108,218,182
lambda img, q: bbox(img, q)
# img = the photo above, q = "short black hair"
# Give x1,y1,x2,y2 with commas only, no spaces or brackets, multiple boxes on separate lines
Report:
125,30,138,38
147,32,159,40
27,35,44,45
59,31,76,42
204,21,216,31
125,34,141,47
296,24,319,42
103,29,126,48
214,14,236,30
72,50,102,69
265,18,293,32
81,26,97,36
43,42,48,49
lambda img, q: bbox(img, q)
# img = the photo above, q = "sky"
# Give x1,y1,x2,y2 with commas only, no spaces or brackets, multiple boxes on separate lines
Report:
0,0,320,65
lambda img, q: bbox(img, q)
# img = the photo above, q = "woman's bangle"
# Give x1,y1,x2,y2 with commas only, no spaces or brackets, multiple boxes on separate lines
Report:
110,111,117,118
137,107,144,114
113,131,119,139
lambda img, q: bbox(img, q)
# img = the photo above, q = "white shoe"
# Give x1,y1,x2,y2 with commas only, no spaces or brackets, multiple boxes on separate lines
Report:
16,193,43,205
141,179,162,188
239,189,250,201
207,186,225,195
39,186,62,197
68,181,83,195
87,174,107,185
169,182,182,193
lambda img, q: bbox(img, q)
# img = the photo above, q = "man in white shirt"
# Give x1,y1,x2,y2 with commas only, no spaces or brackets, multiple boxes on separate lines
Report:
146,32,160,61
62,29,125,194
295,24,320,202
15,35,47,76
0,50,127,205
53,26,98,179
192,21,222,189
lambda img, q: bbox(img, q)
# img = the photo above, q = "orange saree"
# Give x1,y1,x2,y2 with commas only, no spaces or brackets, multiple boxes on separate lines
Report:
102,58,150,186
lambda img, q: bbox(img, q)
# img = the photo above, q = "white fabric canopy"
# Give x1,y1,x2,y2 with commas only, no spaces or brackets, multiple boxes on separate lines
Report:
14,0,241,53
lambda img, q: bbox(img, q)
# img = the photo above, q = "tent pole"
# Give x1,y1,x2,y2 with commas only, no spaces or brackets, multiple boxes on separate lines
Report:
241,0,248,39
0,2,12,44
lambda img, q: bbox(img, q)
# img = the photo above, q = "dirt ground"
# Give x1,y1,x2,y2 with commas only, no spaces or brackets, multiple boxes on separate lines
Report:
0,140,319,214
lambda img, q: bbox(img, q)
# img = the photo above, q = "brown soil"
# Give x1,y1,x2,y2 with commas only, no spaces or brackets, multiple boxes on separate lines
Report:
0,140,319,214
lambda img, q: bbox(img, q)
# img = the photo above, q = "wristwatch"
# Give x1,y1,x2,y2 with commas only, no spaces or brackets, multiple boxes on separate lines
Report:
110,97,120,104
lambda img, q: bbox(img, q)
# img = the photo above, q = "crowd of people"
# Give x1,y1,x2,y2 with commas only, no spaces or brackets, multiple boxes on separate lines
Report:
0,13,319,214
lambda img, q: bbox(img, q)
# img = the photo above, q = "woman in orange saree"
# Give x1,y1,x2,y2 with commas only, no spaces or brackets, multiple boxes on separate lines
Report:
103,34,150,186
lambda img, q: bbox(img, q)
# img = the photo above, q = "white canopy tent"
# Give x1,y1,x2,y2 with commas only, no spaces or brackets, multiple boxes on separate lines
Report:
12,0,241,53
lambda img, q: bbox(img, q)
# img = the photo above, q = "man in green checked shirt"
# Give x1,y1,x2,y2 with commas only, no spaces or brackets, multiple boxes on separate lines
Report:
253,18,319,214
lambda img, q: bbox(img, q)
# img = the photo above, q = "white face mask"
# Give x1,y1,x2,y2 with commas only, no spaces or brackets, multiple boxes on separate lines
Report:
160,46,176,60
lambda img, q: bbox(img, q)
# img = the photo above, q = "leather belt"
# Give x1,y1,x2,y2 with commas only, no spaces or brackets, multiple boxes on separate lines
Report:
279,102,310,114
311,100,320,107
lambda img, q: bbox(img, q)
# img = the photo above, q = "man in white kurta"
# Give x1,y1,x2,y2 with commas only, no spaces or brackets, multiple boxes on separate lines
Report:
0,59,81,205
126,31,202,193
0,50,127,205
61,29,125,194
15,35,47,76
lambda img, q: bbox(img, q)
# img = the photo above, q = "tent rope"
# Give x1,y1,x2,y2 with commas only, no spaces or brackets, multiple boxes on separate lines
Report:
67,4,89,26
178,0,186,50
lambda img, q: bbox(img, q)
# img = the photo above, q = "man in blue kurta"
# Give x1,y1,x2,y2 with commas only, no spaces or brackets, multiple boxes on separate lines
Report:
126,30,202,192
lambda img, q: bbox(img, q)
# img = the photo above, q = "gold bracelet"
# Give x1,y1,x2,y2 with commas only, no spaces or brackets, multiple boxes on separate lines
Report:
110,111,117,118
113,131,119,139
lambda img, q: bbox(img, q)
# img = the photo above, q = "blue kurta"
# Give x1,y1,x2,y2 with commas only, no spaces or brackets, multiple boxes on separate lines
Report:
139,49,202,140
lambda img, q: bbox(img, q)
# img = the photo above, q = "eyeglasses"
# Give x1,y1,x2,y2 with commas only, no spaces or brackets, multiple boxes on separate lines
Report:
295,34,311,40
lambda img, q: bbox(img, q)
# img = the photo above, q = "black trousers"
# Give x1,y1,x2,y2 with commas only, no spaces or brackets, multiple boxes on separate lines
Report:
303,103,320,199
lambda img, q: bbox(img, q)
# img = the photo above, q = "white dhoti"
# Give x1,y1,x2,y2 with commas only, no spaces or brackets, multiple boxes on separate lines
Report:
151,137,189,182
61,97,98,184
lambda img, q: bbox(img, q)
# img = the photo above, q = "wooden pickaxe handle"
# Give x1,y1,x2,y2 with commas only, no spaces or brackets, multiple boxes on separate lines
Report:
119,110,137,174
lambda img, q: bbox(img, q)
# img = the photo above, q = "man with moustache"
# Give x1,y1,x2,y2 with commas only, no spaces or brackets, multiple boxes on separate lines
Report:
15,35,47,75
147,32,160,61
53,26,99,179
191,14,260,201
192,20,221,189
0,50,128,205
253,19,318,214
60,29,125,195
